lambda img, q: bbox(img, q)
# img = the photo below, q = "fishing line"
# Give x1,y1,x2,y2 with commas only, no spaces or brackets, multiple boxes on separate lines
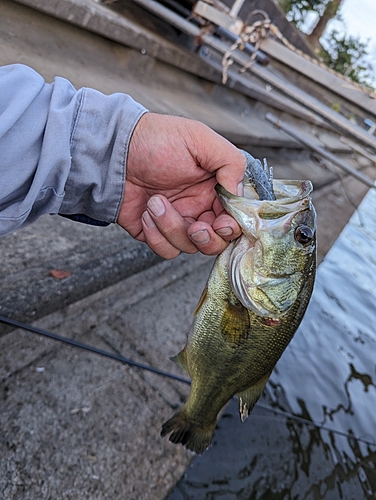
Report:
256,403,376,448
0,314,190,385
1,313,375,448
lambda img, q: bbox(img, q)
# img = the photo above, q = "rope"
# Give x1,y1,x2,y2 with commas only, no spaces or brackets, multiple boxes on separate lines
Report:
222,11,271,84
221,10,304,84
219,9,376,98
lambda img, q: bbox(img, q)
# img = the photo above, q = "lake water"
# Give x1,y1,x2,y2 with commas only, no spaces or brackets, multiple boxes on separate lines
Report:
167,188,376,499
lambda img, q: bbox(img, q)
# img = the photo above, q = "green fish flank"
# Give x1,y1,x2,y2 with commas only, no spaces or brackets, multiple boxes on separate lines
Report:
161,178,317,454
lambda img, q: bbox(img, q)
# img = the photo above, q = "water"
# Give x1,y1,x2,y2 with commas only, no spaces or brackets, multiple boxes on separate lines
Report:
167,188,376,499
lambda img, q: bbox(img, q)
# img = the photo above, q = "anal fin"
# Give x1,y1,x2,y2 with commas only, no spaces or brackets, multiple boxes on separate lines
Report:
237,372,271,422
170,348,188,373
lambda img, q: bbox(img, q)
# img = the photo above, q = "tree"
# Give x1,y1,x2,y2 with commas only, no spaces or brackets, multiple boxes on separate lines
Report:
307,0,343,49
275,0,343,42
275,0,326,28
319,29,375,89
274,0,375,89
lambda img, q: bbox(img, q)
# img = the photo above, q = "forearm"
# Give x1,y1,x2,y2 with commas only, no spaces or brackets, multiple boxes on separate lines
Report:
0,64,147,236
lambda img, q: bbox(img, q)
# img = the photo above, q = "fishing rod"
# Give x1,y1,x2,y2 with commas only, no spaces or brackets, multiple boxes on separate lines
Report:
1,313,375,448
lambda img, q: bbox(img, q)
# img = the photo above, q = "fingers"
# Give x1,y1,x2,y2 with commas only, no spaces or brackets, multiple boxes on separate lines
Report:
214,149,246,196
187,223,230,255
141,212,181,259
142,195,198,259
212,213,242,240
142,196,241,258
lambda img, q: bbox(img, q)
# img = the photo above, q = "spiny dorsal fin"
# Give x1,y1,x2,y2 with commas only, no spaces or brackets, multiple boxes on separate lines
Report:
170,348,188,373
220,300,250,343
237,372,271,422
193,285,208,316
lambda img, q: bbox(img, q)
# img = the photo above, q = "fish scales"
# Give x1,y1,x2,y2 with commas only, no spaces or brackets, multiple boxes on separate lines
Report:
161,152,316,454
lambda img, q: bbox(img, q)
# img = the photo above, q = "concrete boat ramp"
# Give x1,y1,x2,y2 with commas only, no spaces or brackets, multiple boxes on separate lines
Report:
1,0,376,498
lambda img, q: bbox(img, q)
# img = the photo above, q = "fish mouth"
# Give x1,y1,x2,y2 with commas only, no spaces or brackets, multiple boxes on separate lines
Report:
216,178,313,203
216,180,313,238
217,178,316,318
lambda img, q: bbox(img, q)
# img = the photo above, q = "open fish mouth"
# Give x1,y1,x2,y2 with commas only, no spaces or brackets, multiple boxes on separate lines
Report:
216,179,313,223
216,178,316,318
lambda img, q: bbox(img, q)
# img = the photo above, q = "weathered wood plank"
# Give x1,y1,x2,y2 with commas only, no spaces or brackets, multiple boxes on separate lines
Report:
261,37,376,118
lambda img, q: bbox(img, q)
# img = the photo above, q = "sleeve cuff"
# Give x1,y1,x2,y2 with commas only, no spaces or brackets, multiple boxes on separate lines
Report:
59,86,148,223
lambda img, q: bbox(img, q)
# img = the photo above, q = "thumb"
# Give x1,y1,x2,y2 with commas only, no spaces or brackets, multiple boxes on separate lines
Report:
187,121,246,195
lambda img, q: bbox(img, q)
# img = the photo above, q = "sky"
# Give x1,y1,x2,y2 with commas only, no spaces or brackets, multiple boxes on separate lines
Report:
301,0,376,83
332,0,376,61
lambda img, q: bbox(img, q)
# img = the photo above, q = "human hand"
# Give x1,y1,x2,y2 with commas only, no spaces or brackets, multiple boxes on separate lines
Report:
117,113,246,259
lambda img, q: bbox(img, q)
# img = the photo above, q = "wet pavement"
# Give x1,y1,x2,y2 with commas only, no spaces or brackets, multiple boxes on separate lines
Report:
167,187,376,499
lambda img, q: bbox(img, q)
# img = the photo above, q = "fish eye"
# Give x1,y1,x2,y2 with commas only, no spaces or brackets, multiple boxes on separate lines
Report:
294,225,314,246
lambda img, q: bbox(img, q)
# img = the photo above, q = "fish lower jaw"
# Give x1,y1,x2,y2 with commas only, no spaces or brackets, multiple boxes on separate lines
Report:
229,243,287,317
235,291,282,318
231,269,284,317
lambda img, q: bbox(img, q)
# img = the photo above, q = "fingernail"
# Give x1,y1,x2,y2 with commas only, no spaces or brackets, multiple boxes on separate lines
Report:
216,226,233,237
147,196,165,217
190,229,210,245
237,182,244,196
142,211,155,228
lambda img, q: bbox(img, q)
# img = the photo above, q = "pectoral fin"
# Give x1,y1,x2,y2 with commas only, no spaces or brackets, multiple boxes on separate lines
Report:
237,372,271,422
221,300,250,343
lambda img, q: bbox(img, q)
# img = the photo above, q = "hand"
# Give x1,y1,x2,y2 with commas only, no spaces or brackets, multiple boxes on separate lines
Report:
117,113,246,259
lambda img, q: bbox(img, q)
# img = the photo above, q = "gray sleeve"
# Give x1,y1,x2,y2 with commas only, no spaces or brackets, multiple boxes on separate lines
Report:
0,64,148,236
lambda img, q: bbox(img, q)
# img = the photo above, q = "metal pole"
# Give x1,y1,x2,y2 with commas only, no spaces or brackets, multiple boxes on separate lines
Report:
266,113,376,188
340,136,376,164
229,0,245,18
131,0,376,150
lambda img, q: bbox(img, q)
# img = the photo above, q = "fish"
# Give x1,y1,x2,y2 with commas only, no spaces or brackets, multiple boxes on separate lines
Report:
161,153,316,454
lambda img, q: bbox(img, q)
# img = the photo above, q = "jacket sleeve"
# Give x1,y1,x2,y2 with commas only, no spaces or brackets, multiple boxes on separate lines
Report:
0,64,148,236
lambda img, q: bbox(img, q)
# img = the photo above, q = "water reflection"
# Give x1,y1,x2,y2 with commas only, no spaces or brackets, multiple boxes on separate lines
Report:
168,401,376,499
167,189,376,499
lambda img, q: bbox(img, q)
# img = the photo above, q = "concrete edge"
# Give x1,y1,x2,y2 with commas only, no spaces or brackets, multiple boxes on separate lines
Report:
12,0,220,83
0,240,162,336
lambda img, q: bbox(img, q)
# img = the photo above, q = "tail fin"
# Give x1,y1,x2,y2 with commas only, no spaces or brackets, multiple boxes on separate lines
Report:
161,409,215,454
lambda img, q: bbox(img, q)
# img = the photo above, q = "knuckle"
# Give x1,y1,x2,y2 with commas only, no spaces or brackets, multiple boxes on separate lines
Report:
147,237,180,259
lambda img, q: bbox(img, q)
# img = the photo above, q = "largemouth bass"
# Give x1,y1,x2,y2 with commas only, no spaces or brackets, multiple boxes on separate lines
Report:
161,154,316,454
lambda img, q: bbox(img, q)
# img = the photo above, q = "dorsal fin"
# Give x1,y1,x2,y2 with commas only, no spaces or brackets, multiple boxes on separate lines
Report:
193,285,208,316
